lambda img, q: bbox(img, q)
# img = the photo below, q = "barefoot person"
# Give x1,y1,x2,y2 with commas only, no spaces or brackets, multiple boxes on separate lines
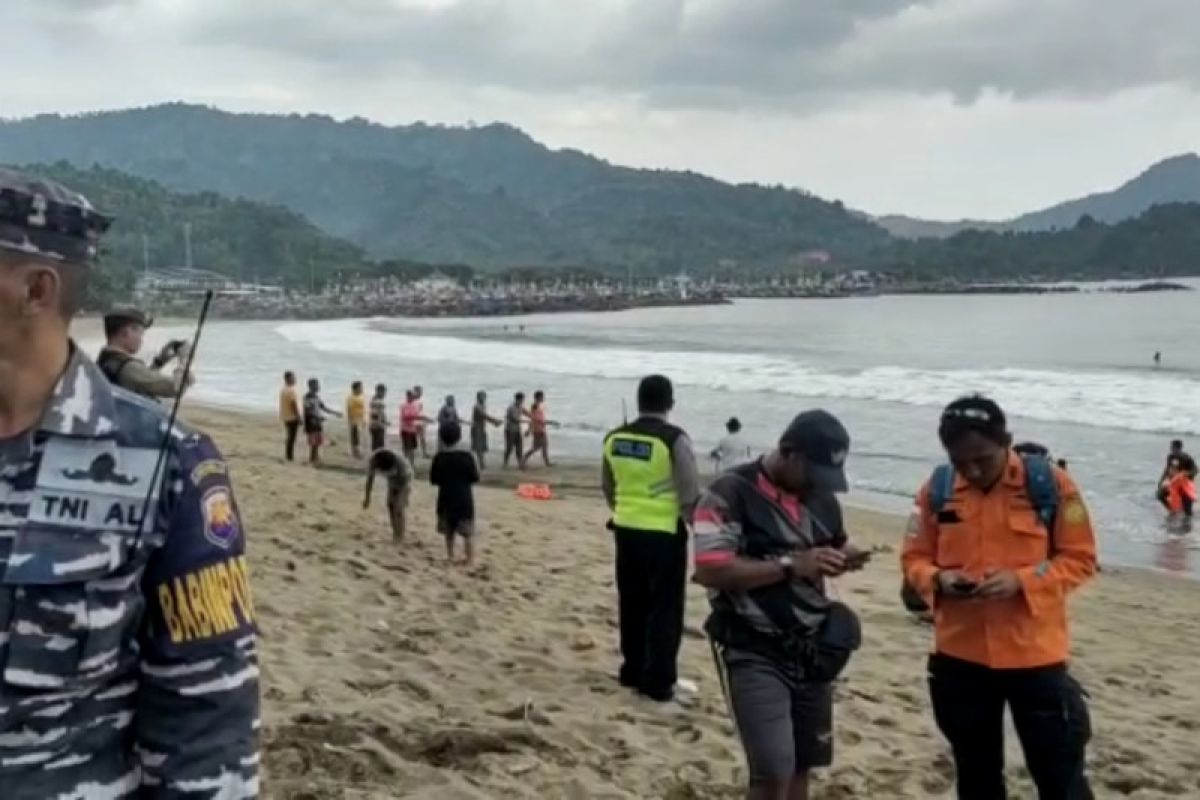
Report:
430,422,481,566
279,370,303,461
303,378,341,465
902,396,1097,800
400,390,432,468
346,380,367,459
522,389,558,469
693,410,866,800
503,391,527,469
602,375,700,702
471,390,502,470
368,383,389,452
364,447,415,542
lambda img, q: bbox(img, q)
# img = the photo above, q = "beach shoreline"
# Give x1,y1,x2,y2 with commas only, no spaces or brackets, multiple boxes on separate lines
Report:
173,403,1199,799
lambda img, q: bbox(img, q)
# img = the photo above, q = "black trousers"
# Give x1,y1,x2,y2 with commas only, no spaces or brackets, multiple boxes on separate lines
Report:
614,525,687,700
929,653,1093,800
284,421,300,461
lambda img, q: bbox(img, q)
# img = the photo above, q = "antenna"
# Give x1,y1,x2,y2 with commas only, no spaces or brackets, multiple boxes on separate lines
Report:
134,290,214,540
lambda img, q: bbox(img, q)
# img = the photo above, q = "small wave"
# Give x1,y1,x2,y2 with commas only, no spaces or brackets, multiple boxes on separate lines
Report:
275,320,1200,437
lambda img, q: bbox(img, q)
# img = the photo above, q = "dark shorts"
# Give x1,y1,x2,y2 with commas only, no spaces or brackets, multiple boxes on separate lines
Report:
717,645,833,781
306,431,324,447
504,430,522,451
401,432,419,452
531,431,548,449
369,427,386,452
438,516,475,538
471,427,489,454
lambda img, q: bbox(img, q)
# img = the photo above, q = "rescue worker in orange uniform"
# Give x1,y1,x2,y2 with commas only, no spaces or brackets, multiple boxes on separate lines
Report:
902,396,1097,800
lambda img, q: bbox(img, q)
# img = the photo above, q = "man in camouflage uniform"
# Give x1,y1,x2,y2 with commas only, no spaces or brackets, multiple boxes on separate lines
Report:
97,308,191,400
0,167,260,798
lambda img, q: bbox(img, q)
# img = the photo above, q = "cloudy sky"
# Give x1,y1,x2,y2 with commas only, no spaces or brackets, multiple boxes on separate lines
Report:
5,0,1199,219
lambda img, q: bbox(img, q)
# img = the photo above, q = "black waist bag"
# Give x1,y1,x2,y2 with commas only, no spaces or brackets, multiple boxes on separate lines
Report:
707,595,862,683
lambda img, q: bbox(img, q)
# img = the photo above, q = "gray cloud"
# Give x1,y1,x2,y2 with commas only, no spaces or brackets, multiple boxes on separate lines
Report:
181,0,1199,108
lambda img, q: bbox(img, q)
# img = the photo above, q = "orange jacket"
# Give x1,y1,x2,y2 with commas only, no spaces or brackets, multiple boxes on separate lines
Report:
901,452,1097,669
1165,472,1197,512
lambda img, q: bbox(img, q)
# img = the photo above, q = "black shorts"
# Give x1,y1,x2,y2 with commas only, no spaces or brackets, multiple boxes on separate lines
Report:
369,427,386,452
504,430,522,452
717,645,833,781
401,432,419,452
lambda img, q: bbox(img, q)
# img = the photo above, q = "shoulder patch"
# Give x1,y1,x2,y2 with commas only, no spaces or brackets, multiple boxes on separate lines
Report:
202,486,241,549
191,459,229,484
1063,499,1088,525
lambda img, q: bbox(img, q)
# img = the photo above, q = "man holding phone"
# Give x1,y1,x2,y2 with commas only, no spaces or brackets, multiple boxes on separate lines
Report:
693,410,868,800
902,396,1098,799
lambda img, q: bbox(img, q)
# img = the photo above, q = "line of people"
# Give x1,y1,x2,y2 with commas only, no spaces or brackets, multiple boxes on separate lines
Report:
604,378,1098,800
278,373,559,471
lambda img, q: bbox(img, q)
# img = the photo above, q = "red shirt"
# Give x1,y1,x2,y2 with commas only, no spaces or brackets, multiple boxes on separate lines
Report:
400,401,420,435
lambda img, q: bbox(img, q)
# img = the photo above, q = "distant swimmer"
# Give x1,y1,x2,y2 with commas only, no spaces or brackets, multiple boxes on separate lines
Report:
1157,440,1197,512
364,447,414,542
902,395,1097,799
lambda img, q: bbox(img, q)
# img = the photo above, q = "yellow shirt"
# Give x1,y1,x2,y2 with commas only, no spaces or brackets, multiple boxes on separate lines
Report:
346,393,367,425
279,386,300,423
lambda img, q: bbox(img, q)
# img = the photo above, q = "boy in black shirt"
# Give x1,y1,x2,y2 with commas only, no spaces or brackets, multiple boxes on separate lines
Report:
303,378,341,465
430,422,481,566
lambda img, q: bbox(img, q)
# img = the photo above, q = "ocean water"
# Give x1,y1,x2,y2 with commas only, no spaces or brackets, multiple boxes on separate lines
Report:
106,282,1200,577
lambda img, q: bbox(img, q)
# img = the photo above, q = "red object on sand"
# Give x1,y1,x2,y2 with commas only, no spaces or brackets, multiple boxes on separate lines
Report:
517,483,553,501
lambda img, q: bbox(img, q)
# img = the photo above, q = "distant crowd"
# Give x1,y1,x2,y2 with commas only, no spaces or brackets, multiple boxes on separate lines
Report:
276,372,561,567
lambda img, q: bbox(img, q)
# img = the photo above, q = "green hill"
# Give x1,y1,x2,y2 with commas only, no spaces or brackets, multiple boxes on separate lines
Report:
18,162,370,301
0,104,891,271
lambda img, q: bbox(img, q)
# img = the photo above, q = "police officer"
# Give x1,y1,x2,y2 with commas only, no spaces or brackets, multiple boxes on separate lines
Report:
902,396,1096,800
98,308,192,399
601,375,700,702
0,167,260,798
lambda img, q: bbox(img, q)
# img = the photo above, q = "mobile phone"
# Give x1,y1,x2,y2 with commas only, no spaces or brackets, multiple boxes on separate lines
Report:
846,550,873,568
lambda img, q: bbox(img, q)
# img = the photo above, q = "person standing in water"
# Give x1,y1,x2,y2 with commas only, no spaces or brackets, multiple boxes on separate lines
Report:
711,416,752,472
471,390,502,470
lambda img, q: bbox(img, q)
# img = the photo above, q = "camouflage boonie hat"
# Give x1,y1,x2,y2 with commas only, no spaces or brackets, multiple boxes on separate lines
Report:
0,166,112,265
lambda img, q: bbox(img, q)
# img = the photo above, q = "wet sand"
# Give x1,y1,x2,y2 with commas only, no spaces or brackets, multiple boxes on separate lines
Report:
160,405,1200,799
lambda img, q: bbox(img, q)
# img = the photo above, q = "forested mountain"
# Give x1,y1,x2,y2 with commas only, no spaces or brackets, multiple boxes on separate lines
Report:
866,203,1200,280
1010,153,1200,231
19,163,370,299
0,104,890,271
876,153,1200,239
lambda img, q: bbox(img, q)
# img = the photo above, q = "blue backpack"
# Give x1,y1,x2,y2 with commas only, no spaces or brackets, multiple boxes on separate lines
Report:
900,454,1059,614
929,454,1060,535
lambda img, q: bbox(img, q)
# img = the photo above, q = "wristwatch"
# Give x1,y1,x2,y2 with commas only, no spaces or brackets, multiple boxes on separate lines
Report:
778,555,795,580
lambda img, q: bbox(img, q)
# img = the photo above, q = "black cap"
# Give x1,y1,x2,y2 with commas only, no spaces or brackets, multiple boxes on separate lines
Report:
780,410,851,493
0,167,111,265
104,308,153,330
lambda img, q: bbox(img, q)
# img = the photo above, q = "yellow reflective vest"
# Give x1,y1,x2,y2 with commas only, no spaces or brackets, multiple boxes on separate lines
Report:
604,418,683,534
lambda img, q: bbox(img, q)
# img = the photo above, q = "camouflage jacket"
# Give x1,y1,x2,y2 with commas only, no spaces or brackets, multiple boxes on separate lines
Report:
0,347,260,798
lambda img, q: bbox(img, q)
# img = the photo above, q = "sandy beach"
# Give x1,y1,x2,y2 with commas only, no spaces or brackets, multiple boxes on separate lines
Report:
160,404,1200,800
